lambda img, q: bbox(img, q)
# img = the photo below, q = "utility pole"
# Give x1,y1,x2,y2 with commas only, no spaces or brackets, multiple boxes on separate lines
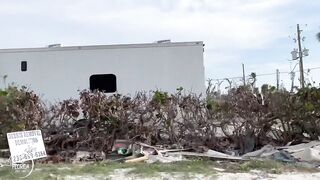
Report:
276,69,280,90
242,63,246,86
297,24,305,88
290,71,295,93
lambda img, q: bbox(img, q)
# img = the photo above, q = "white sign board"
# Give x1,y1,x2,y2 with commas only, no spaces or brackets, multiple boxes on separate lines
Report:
7,130,47,163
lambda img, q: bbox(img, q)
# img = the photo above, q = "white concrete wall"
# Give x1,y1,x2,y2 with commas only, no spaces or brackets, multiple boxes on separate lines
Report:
0,42,205,102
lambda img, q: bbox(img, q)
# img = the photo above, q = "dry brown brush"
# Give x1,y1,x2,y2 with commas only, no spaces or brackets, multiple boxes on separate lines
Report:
1,85,320,160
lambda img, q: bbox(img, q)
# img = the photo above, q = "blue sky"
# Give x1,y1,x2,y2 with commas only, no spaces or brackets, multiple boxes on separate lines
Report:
0,0,320,90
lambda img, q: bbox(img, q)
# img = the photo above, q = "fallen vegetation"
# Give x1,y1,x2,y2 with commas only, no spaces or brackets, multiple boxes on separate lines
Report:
1,84,320,166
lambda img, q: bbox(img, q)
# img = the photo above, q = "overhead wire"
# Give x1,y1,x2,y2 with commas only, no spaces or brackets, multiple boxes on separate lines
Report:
210,66,320,81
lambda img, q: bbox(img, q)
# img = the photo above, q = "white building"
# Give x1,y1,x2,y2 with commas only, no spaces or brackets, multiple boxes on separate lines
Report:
0,41,205,102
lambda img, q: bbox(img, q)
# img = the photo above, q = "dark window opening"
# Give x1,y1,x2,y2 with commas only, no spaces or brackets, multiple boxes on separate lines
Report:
21,61,27,72
90,74,117,93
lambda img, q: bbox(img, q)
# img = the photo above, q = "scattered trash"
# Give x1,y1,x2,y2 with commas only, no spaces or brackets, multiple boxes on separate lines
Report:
37,136,320,167
111,139,245,163
125,154,149,163
241,145,296,163
213,167,225,172
75,151,91,161
73,151,105,162
270,151,296,163
206,149,242,160
291,147,320,162
242,145,278,158
279,141,320,153
239,141,320,164
117,148,131,155
146,154,185,163
167,151,243,161
279,141,320,162
135,142,162,156
112,140,133,155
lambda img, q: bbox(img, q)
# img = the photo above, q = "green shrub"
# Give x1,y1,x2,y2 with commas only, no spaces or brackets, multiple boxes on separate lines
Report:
0,86,45,149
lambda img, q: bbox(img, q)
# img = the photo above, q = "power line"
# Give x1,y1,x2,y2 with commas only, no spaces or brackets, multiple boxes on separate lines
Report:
255,72,277,77
281,66,320,74
210,76,243,81
210,66,320,81
307,66,320,70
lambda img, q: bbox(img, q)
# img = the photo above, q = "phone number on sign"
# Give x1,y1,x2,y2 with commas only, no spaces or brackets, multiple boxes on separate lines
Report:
12,151,46,163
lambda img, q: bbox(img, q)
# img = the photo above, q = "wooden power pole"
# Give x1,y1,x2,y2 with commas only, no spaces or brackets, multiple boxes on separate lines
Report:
297,24,305,88
276,69,280,90
242,63,246,86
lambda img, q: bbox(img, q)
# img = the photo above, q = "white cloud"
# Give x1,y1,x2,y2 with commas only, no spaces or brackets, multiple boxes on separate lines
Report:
1,0,319,88
48,0,290,52
0,0,292,50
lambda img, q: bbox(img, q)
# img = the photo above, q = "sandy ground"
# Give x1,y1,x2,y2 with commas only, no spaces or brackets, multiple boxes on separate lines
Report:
59,169,320,180
216,171,320,180
2,158,320,180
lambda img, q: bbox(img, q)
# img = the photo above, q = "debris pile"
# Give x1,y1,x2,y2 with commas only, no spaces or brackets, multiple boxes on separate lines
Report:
1,85,320,168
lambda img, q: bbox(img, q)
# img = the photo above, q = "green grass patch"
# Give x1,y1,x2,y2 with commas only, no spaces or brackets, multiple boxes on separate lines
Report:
127,160,217,177
0,163,121,180
0,160,217,179
239,160,285,174
0,159,319,179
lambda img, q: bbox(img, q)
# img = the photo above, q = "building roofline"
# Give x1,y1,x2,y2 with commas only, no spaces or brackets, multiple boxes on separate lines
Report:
0,41,203,53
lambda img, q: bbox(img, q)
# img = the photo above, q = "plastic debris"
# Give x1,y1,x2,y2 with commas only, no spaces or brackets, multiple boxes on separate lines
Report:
242,145,278,158
167,151,243,161
279,141,320,162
